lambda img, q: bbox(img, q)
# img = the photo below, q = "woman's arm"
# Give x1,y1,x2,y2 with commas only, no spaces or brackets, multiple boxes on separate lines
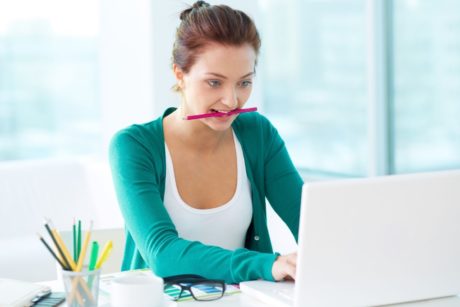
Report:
109,129,278,283
263,119,304,241
261,119,303,281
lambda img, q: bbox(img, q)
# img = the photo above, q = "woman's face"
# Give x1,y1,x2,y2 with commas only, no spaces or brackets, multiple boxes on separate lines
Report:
175,43,256,131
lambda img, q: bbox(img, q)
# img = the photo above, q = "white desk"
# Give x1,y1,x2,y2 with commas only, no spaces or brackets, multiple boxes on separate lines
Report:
40,278,265,307
40,278,460,307
159,295,460,307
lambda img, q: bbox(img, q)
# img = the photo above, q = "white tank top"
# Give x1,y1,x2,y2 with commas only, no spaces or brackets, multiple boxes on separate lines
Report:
163,130,253,250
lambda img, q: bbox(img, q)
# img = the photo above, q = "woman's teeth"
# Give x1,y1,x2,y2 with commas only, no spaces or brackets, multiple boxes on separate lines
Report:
211,109,232,113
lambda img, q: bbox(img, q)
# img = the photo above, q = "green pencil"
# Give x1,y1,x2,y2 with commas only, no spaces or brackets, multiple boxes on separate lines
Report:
88,241,100,289
89,241,99,271
77,220,81,262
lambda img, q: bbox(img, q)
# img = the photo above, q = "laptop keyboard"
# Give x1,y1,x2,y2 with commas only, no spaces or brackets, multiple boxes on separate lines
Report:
275,288,294,301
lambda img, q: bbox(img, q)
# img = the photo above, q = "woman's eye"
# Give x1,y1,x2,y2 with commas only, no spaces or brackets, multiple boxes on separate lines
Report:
239,80,253,88
207,80,221,88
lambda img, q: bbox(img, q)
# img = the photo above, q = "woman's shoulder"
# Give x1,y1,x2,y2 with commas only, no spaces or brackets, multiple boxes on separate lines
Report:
109,114,167,161
233,110,278,138
111,108,175,148
112,119,162,145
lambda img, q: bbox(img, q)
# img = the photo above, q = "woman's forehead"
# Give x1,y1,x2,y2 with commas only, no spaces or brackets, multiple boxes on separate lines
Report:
189,43,256,77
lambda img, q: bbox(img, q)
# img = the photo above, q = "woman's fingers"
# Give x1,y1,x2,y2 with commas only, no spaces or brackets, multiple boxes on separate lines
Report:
284,261,296,280
287,253,297,266
271,252,298,281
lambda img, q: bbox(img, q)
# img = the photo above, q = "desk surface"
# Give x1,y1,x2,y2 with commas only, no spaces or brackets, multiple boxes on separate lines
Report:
40,279,460,307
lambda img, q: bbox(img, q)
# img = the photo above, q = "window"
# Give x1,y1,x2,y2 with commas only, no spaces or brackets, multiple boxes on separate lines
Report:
393,0,460,173
259,0,460,177
259,0,368,177
0,0,101,160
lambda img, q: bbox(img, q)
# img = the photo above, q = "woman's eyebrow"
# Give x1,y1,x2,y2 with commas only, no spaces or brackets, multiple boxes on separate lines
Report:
205,72,255,79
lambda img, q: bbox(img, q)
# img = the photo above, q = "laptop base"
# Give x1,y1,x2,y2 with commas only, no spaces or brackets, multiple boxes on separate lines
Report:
240,280,294,307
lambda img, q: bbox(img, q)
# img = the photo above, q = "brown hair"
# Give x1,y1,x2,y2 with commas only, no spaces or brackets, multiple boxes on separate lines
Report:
172,1,261,89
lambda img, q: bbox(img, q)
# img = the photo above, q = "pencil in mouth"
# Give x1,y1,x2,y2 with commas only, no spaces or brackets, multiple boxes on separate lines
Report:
183,107,258,120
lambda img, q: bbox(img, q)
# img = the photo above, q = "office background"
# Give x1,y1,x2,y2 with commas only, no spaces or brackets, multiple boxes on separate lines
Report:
1,0,459,280
1,0,460,177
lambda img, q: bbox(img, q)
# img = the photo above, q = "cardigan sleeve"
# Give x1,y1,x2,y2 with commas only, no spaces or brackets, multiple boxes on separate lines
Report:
109,128,278,283
262,117,304,241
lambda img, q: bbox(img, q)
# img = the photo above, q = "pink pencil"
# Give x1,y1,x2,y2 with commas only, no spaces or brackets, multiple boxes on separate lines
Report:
183,107,258,120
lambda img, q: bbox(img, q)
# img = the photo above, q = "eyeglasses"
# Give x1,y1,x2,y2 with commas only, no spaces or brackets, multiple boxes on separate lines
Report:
163,274,226,301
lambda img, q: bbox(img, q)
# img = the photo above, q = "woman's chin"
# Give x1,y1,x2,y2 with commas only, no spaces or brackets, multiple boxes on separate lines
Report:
204,115,235,131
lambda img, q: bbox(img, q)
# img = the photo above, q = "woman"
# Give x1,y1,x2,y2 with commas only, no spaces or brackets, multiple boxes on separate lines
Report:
109,1,302,284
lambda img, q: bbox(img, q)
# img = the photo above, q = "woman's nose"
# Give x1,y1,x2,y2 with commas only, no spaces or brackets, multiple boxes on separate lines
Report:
221,87,238,108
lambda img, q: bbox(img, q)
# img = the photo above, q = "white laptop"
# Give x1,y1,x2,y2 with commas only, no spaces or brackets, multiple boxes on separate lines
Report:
240,170,460,307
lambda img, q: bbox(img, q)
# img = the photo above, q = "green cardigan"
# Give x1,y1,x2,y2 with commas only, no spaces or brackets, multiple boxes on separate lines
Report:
109,107,303,283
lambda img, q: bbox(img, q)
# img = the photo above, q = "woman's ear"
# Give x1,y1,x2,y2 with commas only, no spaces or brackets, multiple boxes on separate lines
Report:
173,64,185,90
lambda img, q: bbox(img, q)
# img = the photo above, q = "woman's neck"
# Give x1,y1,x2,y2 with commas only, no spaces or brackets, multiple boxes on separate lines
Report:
165,107,232,153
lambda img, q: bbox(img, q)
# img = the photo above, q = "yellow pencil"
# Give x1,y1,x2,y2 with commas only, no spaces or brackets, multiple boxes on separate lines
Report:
75,221,93,272
52,229,77,271
95,240,113,269
49,223,85,305
68,221,95,305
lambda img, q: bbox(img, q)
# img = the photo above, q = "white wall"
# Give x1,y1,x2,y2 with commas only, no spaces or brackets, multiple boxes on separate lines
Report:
99,0,158,154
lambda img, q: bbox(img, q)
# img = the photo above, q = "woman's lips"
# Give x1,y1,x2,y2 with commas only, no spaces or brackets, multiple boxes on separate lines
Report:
183,107,257,120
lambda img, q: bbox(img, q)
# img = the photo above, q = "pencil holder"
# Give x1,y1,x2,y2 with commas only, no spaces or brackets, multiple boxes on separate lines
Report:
61,268,101,307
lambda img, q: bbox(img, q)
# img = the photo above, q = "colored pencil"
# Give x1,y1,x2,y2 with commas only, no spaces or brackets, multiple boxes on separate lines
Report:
95,240,113,269
73,218,77,262
77,220,81,262
43,218,71,270
88,241,99,271
183,107,258,120
37,233,67,269
68,222,95,305
75,221,93,272
52,229,77,271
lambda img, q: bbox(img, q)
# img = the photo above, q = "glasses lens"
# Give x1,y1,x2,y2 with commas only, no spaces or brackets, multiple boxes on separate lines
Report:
190,282,225,301
164,284,181,300
163,284,192,301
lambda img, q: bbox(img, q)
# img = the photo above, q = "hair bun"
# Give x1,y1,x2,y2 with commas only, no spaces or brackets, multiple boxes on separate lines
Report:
179,8,193,21
180,1,210,20
193,1,210,9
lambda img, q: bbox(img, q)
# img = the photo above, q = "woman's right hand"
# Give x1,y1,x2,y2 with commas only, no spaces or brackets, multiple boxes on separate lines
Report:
271,252,297,281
